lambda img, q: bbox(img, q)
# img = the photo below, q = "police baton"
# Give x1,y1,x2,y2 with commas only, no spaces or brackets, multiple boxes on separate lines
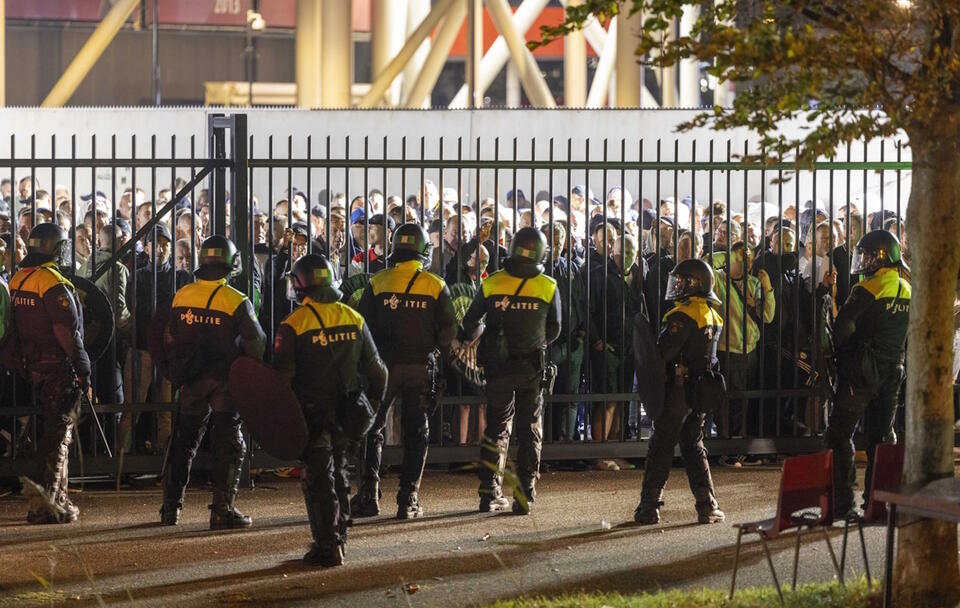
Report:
81,391,114,459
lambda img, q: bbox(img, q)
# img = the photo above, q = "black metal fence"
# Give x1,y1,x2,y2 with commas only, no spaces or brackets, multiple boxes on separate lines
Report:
1,112,942,480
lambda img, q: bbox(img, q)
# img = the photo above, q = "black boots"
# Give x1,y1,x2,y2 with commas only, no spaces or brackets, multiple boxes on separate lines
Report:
397,492,424,520
479,486,510,513
160,502,182,526
634,502,661,525
350,483,381,518
696,503,725,524
303,542,344,568
209,492,253,529
512,485,535,515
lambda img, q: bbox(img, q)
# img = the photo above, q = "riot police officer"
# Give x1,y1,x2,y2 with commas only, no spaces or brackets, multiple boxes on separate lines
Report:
461,227,561,514
825,230,910,517
160,235,266,529
635,258,726,525
11,223,91,524
353,223,457,519
274,254,387,567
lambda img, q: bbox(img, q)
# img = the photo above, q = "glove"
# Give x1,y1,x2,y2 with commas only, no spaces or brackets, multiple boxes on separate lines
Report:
78,373,91,392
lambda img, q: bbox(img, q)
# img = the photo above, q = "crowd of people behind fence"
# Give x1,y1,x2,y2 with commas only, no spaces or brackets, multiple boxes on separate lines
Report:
0,174,958,469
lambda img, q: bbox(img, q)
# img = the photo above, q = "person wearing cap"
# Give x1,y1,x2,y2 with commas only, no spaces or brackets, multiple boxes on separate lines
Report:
121,223,192,455
352,223,456,520
348,208,367,259
160,235,266,529
274,253,387,567
264,222,311,331
10,223,90,524
824,230,911,518
79,220,132,409
351,213,395,275
461,227,561,515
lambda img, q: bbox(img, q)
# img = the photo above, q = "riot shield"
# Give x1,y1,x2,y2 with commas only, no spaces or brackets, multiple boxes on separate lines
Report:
72,276,115,364
632,311,666,420
228,355,309,461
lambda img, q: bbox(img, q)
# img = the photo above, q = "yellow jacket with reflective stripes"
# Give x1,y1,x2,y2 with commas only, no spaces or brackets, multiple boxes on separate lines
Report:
834,267,910,362
462,268,562,363
356,260,456,364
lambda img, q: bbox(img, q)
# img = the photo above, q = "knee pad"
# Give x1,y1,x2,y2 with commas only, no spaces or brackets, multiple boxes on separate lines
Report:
211,412,245,458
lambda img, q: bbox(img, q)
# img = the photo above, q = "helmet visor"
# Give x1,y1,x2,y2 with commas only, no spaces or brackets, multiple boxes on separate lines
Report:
851,247,880,275
665,273,691,301
285,273,300,302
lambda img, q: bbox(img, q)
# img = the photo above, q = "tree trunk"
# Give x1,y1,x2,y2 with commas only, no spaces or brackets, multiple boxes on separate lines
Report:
894,130,960,605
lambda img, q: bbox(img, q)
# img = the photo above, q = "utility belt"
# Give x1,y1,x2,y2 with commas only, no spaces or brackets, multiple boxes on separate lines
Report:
486,348,557,394
670,363,726,414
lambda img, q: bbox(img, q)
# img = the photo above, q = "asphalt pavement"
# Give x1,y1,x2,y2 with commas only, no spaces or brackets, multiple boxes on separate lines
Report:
0,465,894,607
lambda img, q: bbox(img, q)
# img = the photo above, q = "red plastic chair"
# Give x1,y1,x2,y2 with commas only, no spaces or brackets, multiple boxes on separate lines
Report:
729,450,842,604
839,443,904,587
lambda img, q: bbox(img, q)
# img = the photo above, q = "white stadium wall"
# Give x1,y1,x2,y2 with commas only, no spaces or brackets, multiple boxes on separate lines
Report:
0,108,911,221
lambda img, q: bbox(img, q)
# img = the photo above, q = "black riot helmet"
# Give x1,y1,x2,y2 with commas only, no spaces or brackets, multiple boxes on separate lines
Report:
196,235,240,280
389,222,431,264
505,227,547,277
665,258,720,304
287,253,342,303
851,229,908,276
26,222,69,266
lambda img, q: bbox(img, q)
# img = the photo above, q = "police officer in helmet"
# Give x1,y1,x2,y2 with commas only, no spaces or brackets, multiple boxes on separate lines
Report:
461,226,561,514
635,258,726,525
161,235,266,529
11,223,91,524
825,229,910,517
352,222,456,519
274,253,387,567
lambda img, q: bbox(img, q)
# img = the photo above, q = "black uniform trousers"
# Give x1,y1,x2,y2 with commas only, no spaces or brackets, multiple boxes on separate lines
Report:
480,363,543,498
31,362,81,501
360,362,430,500
302,427,351,549
824,362,903,513
641,385,718,510
163,377,245,506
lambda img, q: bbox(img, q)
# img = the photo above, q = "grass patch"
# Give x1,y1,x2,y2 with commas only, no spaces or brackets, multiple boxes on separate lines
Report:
486,579,877,608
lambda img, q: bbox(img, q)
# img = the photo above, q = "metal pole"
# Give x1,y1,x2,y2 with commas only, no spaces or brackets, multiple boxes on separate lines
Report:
678,5,700,107
152,0,159,105
41,0,140,107
615,4,644,107
505,62,521,107
295,0,322,108
359,0,455,108
585,17,616,107
401,0,433,106
660,19,678,107
447,0,550,108
485,0,556,108
559,0,606,54
466,0,482,108
405,0,467,108
563,0,586,107
372,0,408,105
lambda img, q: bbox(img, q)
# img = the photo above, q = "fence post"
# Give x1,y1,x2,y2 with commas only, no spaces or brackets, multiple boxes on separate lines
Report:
230,114,250,297
208,113,228,235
